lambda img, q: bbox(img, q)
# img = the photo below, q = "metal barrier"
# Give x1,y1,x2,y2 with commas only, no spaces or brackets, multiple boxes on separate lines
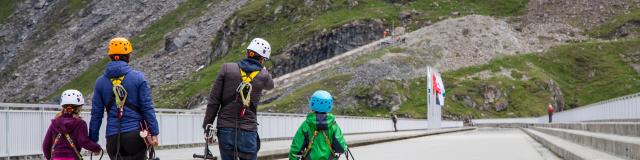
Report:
0,104,462,158
473,92,640,124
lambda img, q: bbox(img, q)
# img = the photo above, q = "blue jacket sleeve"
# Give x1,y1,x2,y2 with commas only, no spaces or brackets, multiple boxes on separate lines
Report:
139,74,160,136
90,79,105,142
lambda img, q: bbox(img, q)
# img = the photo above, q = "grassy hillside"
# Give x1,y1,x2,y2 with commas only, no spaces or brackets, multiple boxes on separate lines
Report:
0,0,20,25
154,0,530,108
263,38,640,118
48,0,214,99
588,8,640,38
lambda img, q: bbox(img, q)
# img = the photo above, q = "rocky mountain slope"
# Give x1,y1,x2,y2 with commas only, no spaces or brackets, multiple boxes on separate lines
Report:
0,0,246,103
261,0,640,119
1,0,183,102
2,0,640,120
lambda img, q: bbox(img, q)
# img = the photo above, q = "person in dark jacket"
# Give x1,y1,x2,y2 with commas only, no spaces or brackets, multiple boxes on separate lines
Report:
391,113,398,132
202,38,275,160
547,103,554,123
90,37,159,159
43,90,101,160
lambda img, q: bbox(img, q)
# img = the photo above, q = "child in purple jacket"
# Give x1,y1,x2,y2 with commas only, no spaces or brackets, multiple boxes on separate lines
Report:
42,90,102,160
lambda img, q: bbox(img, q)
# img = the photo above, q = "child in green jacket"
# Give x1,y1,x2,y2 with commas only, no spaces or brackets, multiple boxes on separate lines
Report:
289,90,348,160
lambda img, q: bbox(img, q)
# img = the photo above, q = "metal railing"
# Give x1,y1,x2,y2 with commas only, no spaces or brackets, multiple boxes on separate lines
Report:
473,92,640,124
0,103,462,158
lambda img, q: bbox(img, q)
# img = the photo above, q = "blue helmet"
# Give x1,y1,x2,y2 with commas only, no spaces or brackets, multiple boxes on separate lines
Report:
309,90,333,113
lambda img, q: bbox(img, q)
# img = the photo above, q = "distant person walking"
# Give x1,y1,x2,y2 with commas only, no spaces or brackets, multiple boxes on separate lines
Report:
43,90,102,160
202,38,275,160
383,29,390,38
547,104,554,123
90,37,160,159
391,113,398,132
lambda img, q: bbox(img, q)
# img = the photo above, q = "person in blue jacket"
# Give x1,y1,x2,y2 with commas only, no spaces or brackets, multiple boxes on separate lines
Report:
90,37,159,159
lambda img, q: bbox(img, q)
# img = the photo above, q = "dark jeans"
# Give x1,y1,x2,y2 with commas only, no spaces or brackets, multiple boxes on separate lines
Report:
217,127,260,160
393,122,398,132
107,131,147,160
548,114,553,123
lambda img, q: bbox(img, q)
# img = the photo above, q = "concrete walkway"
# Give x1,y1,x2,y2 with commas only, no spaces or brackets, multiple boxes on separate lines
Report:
346,127,560,160
84,128,472,160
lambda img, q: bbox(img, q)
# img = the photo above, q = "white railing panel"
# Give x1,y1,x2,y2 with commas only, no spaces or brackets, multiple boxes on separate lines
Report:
474,93,640,124
1,112,7,157
1,106,462,157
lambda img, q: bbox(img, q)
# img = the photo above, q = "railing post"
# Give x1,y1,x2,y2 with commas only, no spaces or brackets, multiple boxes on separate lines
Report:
176,114,180,145
5,111,9,157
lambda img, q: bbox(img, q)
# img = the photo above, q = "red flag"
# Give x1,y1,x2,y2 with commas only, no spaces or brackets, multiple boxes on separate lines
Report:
432,74,441,95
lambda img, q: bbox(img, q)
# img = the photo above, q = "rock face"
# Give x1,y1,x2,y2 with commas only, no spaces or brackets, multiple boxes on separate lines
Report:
621,51,640,74
133,0,249,86
482,84,507,111
0,0,248,103
403,15,585,72
0,0,183,102
611,20,640,38
548,79,565,111
271,20,384,76
521,0,640,29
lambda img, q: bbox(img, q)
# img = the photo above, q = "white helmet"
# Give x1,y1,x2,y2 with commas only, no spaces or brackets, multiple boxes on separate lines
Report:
246,38,271,59
60,89,85,106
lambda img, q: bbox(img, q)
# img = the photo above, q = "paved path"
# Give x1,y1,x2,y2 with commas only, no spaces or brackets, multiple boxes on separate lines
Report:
83,128,556,160
85,130,456,160
345,128,559,160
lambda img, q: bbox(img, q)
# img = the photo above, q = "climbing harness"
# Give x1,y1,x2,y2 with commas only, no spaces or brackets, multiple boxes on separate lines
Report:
236,69,260,118
300,130,339,160
299,119,355,160
109,76,159,160
111,76,127,120
51,133,83,160
111,75,127,160
232,67,261,160
193,124,217,160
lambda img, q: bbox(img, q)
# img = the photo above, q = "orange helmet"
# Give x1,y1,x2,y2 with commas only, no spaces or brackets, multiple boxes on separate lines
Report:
108,37,133,55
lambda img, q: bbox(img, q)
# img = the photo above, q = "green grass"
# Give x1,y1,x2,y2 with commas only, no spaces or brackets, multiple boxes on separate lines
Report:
259,74,353,112
445,39,640,117
350,47,404,67
261,38,640,118
154,0,530,108
48,0,214,99
0,0,20,25
588,8,640,38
